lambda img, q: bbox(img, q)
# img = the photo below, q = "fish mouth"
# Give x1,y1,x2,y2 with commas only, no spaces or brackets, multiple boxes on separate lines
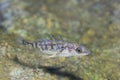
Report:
85,51,91,55
80,50,91,56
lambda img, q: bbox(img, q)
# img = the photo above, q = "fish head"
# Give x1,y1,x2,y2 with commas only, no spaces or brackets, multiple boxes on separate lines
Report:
58,44,90,57
74,44,90,56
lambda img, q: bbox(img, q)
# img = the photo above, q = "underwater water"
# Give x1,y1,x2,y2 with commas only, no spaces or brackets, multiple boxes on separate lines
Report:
0,0,120,80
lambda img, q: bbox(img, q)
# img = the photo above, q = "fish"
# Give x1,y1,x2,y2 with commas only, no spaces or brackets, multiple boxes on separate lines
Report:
21,36,90,57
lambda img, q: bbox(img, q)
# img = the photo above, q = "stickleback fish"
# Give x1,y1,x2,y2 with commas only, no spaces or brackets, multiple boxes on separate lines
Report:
21,36,90,57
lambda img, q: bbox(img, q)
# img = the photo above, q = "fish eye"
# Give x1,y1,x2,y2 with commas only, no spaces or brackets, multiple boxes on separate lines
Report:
76,48,82,53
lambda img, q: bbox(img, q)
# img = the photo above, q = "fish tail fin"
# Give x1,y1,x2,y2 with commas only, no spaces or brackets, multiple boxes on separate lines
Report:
22,40,30,45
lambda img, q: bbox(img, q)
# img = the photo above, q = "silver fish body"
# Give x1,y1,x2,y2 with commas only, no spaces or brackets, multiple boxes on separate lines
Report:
22,38,90,57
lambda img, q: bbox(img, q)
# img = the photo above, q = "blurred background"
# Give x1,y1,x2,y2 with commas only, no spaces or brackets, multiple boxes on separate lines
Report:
0,0,120,80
